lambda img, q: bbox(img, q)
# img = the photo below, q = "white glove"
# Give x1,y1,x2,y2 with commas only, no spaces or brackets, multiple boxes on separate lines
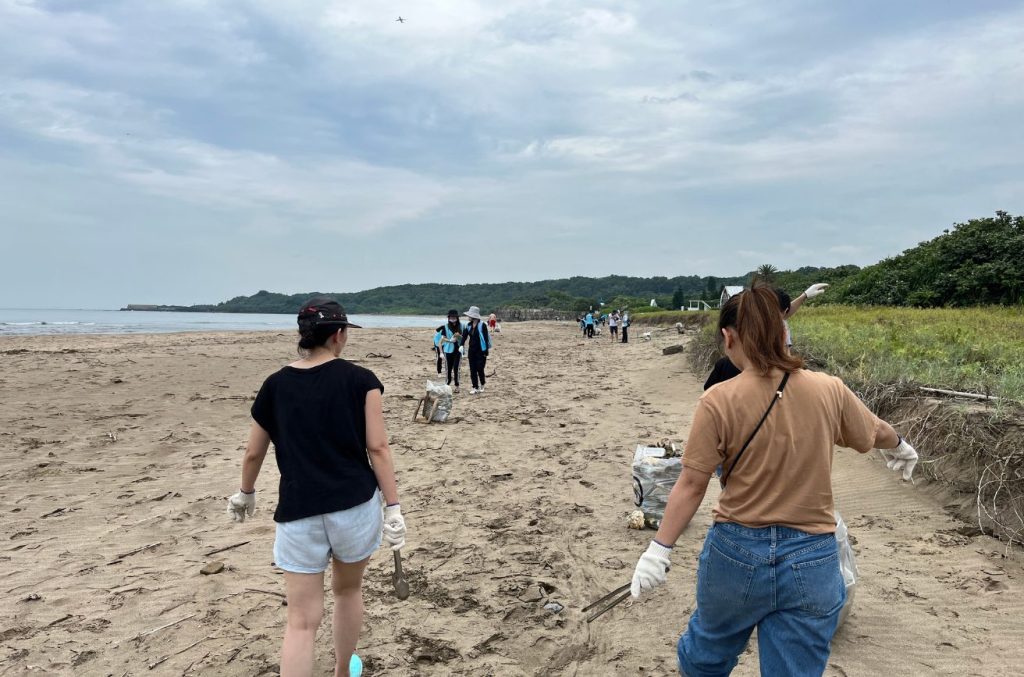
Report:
227,490,255,522
804,283,829,299
881,437,919,482
383,504,406,551
631,540,673,598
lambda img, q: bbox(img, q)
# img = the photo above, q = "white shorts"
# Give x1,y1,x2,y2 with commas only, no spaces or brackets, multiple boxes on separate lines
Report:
273,490,383,573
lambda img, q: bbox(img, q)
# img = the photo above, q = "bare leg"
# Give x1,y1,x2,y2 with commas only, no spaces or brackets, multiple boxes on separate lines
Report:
280,571,325,677
332,556,370,677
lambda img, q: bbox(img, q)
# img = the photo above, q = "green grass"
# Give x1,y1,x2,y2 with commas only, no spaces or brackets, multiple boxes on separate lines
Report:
689,305,1024,401
790,306,1024,401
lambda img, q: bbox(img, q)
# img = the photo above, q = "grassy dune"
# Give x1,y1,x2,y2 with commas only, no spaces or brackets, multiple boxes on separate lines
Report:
688,305,1024,401
789,306,1024,401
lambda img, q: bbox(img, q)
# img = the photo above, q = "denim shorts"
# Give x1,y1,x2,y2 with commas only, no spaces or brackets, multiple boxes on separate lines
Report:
678,522,845,677
273,491,383,573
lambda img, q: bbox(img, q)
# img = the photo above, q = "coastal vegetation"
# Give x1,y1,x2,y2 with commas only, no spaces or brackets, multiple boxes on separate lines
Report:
791,306,1024,401
829,211,1024,307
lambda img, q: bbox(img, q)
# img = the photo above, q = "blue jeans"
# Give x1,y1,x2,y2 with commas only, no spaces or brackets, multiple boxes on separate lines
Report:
678,522,845,677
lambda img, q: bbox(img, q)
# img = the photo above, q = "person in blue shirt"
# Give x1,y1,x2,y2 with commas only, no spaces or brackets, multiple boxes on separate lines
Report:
584,311,595,338
461,306,491,394
434,309,464,391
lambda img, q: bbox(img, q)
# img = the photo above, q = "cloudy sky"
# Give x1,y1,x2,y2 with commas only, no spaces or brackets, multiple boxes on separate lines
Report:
2,1,1022,308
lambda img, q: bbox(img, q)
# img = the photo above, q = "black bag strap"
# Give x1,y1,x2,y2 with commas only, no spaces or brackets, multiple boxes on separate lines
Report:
720,372,790,488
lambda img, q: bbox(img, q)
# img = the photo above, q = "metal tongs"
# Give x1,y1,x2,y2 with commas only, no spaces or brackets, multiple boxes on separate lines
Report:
582,582,631,622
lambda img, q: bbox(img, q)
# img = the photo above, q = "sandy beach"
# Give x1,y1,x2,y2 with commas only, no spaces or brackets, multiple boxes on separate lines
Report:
1,322,1022,676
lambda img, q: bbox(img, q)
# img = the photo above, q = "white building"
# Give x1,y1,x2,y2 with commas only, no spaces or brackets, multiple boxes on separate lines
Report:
720,286,744,307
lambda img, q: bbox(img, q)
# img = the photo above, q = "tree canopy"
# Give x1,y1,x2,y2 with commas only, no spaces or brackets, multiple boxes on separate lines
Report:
830,212,1024,306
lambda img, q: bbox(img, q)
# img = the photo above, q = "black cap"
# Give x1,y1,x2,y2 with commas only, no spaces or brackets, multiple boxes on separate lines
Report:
447,309,459,318
297,297,362,329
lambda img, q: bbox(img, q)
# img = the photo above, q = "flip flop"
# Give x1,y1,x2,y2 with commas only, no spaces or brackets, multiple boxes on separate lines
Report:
349,653,363,677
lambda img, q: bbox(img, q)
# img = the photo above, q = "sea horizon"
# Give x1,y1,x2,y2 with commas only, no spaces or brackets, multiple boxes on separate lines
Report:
0,308,441,336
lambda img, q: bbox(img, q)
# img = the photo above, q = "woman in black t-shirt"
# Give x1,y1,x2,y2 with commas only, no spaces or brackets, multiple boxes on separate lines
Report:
226,297,404,677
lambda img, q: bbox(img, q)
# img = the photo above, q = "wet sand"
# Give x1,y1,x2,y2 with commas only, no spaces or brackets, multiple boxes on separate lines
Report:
1,324,1022,675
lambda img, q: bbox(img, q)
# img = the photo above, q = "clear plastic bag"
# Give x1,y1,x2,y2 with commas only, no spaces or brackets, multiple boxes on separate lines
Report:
425,380,453,423
835,511,858,628
632,445,682,526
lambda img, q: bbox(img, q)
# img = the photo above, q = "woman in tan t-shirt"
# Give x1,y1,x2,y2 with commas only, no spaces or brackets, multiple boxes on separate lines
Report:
629,286,919,677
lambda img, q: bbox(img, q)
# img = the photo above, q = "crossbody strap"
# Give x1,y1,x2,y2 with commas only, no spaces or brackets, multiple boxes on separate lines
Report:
719,372,790,488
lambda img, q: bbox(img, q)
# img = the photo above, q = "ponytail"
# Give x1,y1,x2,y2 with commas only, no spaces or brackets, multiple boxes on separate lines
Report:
719,285,803,376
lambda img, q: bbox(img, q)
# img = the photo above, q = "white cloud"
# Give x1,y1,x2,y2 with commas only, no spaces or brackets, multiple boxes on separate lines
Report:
0,0,1022,306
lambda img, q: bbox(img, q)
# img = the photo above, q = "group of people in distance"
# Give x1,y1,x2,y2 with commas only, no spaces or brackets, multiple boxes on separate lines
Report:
432,306,495,394
579,308,631,342
226,285,922,677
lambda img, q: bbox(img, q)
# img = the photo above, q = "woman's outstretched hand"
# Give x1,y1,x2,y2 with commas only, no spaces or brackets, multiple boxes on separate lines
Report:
881,437,919,482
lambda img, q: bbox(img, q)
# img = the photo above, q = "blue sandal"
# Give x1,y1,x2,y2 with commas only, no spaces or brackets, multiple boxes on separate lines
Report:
349,653,363,677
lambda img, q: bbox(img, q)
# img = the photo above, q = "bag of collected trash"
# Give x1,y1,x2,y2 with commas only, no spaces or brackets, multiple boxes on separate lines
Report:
835,511,858,628
425,380,453,423
631,443,682,527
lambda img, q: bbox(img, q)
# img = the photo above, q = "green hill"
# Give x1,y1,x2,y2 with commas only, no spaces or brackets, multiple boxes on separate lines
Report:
130,268,865,316
154,275,752,315
128,211,1023,314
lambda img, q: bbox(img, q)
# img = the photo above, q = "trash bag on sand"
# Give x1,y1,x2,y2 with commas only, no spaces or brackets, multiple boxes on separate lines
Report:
835,511,858,628
632,444,682,526
425,380,453,423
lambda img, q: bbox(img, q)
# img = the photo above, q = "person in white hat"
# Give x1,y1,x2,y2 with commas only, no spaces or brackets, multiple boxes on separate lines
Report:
461,306,491,394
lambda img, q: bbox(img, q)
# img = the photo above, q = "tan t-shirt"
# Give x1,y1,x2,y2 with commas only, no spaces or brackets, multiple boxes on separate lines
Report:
683,368,879,534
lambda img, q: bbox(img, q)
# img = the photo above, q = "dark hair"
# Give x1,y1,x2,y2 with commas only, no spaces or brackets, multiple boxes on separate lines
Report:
297,320,344,354
775,288,791,314
295,296,356,355
718,285,804,376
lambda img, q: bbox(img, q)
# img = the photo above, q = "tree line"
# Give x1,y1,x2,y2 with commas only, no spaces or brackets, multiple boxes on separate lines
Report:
130,212,1021,314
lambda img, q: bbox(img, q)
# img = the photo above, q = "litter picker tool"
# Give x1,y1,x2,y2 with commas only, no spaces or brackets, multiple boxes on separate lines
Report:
392,550,410,600
582,582,630,622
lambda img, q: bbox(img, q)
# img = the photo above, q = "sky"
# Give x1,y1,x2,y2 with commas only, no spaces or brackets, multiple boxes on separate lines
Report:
1,0,1022,308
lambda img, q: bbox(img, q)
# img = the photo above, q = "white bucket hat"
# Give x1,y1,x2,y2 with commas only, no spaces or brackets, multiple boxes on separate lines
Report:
464,305,482,320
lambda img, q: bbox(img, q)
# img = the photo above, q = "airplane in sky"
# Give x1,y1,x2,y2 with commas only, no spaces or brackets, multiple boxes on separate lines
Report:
396,16,405,23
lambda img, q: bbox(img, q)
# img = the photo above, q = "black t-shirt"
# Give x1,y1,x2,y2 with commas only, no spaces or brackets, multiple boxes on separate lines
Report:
704,356,742,390
251,359,384,523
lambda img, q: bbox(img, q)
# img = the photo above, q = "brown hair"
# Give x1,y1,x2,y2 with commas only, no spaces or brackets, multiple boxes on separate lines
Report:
719,285,804,376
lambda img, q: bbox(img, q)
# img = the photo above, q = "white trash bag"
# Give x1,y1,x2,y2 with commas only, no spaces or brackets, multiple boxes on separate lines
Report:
835,511,858,628
425,380,453,423
632,444,682,527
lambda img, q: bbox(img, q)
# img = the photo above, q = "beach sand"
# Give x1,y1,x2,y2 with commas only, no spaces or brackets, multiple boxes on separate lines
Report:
1,323,1022,675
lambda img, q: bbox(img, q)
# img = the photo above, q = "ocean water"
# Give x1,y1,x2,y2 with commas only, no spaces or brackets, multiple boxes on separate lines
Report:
0,309,442,336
